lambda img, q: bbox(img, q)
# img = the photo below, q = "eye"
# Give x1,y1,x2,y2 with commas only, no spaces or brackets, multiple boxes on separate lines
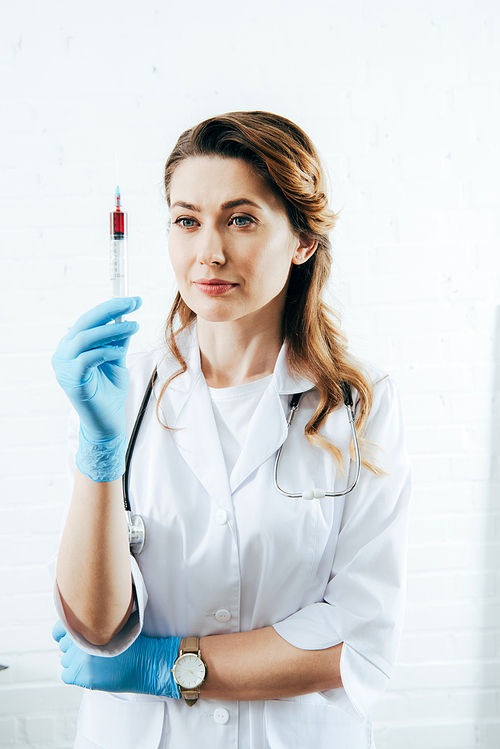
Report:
229,215,254,227
174,217,198,229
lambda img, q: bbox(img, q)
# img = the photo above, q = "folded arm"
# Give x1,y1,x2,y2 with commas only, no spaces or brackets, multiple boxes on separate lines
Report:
54,620,342,699
200,626,342,700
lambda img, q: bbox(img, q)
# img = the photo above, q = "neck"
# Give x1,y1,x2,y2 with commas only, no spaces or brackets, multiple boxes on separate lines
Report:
197,314,283,389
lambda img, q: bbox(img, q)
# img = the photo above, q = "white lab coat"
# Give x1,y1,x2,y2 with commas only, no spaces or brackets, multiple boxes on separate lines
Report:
53,323,411,749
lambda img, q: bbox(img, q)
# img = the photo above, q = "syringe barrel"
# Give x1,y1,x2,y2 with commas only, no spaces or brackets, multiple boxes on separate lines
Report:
111,208,127,236
110,210,128,298
110,236,128,297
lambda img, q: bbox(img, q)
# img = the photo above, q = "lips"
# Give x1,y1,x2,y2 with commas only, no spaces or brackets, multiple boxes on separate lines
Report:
193,278,238,296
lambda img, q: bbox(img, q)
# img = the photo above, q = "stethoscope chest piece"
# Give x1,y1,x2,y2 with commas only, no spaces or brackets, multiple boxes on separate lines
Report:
126,511,146,555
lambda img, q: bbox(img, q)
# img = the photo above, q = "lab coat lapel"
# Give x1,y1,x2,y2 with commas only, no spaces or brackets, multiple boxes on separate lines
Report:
229,383,287,493
229,345,315,494
153,326,231,502
171,377,231,502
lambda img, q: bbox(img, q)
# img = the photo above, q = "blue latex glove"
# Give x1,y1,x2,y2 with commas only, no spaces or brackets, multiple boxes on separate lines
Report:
52,620,181,698
51,297,142,480
52,297,142,443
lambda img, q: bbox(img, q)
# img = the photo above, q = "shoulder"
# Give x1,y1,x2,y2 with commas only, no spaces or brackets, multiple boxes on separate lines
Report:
124,329,196,406
126,324,198,387
361,361,389,390
349,361,405,437
126,347,166,381
354,360,400,404
360,365,407,449
125,348,168,413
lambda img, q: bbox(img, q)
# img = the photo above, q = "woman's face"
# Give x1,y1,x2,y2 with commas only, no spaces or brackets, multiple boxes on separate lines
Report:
168,156,315,327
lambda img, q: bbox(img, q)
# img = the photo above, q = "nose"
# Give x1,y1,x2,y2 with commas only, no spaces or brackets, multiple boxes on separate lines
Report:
196,225,226,266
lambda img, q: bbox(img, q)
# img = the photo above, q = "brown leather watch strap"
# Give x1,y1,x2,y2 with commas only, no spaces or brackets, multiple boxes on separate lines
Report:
180,636,200,654
182,691,199,706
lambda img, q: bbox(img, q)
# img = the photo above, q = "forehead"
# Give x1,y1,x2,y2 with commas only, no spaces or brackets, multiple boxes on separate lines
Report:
169,156,285,213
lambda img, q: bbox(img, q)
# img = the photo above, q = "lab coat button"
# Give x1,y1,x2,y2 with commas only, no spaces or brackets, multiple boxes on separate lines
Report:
214,708,229,724
214,509,228,525
215,609,231,622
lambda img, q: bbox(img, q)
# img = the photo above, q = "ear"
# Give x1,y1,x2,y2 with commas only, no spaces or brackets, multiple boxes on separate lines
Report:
291,236,319,266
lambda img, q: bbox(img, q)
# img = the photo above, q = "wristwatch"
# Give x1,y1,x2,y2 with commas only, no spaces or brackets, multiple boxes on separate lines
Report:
171,637,207,706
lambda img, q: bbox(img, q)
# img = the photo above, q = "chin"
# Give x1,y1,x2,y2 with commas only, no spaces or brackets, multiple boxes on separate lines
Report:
196,311,240,324
187,299,241,324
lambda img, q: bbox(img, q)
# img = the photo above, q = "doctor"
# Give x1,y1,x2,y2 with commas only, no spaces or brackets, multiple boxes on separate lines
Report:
51,111,411,749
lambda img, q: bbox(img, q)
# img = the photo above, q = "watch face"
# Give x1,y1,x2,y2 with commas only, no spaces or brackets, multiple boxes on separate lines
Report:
173,653,206,689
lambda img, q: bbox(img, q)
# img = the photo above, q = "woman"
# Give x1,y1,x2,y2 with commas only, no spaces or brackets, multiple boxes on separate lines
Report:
51,111,411,749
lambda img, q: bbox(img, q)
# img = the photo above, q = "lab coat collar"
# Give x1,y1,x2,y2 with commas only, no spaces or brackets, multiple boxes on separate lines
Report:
152,322,317,498
229,347,315,492
155,324,203,396
154,328,229,502
271,342,316,396
154,322,316,398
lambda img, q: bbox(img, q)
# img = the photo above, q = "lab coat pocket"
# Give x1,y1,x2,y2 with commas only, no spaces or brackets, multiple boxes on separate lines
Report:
264,699,372,749
77,691,165,749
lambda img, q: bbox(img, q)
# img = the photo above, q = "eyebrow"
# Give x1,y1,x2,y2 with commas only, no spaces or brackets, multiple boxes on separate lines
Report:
170,198,262,212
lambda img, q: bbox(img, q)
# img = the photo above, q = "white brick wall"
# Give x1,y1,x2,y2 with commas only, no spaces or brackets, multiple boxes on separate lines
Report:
1,1,499,746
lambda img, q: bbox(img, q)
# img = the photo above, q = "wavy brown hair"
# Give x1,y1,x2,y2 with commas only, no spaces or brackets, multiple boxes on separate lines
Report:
161,111,377,471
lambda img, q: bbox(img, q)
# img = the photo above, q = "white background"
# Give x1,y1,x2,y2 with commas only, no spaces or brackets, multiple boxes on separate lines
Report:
1,1,499,747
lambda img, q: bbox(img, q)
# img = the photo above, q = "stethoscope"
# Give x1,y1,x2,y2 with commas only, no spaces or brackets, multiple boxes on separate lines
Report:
274,382,361,500
122,368,158,555
123,370,361,554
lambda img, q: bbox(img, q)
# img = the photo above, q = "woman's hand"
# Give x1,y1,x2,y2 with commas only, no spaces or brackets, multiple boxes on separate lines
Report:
51,297,142,443
52,620,181,698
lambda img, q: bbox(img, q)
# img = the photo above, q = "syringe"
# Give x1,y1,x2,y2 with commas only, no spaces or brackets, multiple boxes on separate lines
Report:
110,186,128,320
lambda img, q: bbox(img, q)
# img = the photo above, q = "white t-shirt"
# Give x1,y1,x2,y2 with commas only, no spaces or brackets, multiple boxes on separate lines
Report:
208,374,274,749
208,375,274,477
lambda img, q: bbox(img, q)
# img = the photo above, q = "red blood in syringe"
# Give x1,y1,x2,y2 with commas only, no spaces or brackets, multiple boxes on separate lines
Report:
110,187,127,237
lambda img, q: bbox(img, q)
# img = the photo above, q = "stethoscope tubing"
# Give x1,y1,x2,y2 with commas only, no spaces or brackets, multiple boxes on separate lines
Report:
273,389,361,500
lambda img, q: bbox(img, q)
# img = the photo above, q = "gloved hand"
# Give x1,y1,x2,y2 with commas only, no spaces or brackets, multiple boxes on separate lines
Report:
52,620,181,698
51,297,142,481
